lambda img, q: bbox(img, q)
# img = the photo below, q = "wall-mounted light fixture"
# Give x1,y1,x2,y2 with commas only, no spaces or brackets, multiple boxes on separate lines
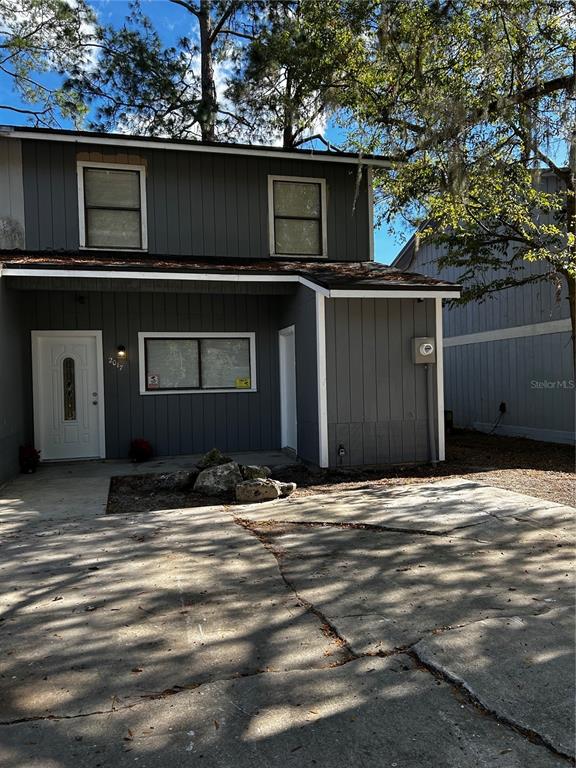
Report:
116,345,127,359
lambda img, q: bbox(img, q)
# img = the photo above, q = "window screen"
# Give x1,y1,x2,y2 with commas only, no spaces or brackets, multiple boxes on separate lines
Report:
145,338,199,390
83,167,143,249
143,336,253,392
273,180,323,255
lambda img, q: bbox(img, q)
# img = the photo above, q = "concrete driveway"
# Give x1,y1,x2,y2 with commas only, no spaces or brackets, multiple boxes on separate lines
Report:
0,465,573,767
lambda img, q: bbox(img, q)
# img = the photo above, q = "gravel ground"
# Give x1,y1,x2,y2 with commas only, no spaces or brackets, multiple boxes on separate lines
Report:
282,431,575,507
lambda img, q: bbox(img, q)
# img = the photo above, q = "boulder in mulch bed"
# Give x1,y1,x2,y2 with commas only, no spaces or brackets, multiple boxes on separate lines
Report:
155,469,198,491
194,461,243,497
235,478,297,503
277,481,297,497
236,478,280,503
196,448,232,470
241,464,272,480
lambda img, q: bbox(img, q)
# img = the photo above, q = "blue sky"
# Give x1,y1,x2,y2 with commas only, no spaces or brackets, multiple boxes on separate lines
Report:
0,0,412,263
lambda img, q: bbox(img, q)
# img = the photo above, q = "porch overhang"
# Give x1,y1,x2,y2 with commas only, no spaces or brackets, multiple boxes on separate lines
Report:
0,252,461,300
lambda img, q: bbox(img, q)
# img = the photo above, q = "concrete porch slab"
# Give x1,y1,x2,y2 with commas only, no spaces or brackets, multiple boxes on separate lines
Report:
0,450,298,527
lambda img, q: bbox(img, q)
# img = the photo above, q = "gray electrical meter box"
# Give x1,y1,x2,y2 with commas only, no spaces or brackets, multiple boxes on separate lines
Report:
413,337,436,364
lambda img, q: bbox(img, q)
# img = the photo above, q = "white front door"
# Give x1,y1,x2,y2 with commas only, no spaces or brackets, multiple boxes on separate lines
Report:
32,332,104,460
279,325,297,452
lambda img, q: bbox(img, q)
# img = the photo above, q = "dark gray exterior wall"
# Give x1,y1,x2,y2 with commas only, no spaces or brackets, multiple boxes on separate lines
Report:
325,297,438,466
17,288,283,459
0,279,28,481
278,285,319,465
0,138,25,249
21,139,370,261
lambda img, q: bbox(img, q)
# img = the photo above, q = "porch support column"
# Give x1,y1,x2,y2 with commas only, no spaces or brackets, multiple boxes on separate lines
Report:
315,292,329,468
435,297,446,461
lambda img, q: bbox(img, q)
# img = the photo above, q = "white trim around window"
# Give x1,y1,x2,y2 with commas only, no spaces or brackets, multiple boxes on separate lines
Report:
268,175,328,259
138,331,257,395
77,160,148,251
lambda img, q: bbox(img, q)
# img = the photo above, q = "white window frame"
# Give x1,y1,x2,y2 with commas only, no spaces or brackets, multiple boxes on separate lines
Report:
268,175,327,259
138,331,257,395
77,160,148,251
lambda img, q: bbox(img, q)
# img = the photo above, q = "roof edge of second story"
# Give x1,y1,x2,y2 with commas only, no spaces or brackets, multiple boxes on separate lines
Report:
0,125,393,168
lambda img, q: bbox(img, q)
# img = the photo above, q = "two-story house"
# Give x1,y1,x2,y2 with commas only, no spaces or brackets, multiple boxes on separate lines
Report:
0,126,459,482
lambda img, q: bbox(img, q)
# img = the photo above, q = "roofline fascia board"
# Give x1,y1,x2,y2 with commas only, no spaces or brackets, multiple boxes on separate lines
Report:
4,129,392,168
0,266,458,297
327,288,460,299
0,266,329,295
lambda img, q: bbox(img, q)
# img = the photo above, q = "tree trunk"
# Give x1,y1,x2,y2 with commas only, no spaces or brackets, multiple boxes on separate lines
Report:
198,0,217,142
282,69,295,148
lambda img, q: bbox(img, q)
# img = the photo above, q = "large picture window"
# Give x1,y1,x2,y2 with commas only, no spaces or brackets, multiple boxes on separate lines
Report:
138,333,256,394
269,176,326,257
78,162,147,250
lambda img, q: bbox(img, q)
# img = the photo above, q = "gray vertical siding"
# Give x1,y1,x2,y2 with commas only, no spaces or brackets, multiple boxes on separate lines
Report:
18,290,282,459
278,285,319,465
20,139,371,261
0,138,25,248
412,238,570,337
0,279,28,481
403,175,574,443
444,333,575,444
325,297,438,466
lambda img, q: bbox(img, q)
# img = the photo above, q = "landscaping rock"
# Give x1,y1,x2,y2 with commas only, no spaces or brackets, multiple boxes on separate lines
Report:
276,481,297,497
235,478,297,503
155,469,198,491
196,448,232,470
236,479,281,503
241,464,272,480
194,462,242,497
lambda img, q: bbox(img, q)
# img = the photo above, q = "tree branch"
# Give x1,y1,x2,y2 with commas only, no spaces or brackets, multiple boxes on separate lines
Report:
168,0,200,18
208,1,240,45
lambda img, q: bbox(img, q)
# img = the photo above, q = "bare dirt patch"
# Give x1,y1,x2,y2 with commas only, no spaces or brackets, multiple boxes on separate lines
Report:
282,431,575,507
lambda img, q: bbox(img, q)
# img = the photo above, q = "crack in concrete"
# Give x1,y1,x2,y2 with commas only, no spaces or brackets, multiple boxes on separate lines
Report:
409,648,575,764
234,517,357,664
235,516,488,539
236,515,575,765
2,509,571,767
0,667,301,727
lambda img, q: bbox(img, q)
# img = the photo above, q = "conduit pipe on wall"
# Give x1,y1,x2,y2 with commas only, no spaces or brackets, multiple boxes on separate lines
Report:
426,363,438,465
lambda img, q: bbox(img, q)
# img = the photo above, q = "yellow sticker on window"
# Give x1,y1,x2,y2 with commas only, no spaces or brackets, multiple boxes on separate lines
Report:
235,377,251,389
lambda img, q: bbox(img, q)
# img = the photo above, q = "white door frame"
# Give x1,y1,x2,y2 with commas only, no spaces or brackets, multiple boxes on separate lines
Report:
278,325,297,453
31,330,106,460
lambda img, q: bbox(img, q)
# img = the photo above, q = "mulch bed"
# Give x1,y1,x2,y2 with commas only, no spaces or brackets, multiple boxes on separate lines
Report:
106,474,224,514
106,431,575,515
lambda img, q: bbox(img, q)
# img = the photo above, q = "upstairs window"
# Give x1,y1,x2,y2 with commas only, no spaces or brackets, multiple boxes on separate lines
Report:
269,176,326,257
78,162,147,250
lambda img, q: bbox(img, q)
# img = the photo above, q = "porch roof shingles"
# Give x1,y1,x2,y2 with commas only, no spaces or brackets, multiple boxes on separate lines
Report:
0,251,460,293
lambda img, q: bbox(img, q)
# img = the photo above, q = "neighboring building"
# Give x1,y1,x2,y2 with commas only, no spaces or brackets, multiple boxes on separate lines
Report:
394,219,574,445
0,126,459,482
